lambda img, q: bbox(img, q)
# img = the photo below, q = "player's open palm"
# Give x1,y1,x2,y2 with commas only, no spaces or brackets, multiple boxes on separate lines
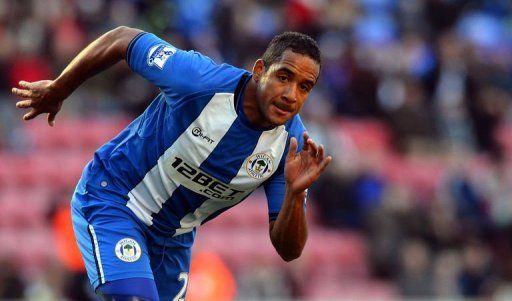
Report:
285,132,332,193
12,80,66,126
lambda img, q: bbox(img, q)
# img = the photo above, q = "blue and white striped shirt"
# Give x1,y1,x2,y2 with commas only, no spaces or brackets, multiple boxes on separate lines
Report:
78,32,306,238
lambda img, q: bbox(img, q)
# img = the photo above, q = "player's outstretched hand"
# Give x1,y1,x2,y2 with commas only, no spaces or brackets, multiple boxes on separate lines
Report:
285,132,332,194
12,80,66,127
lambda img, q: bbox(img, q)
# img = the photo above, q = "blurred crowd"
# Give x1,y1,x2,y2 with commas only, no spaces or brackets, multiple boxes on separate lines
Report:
1,0,512,300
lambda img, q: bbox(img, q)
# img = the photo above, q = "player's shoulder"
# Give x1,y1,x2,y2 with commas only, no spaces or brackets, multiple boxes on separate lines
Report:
285,114,306,136
283,114,307,149
173,50,249,95
130,32,249,95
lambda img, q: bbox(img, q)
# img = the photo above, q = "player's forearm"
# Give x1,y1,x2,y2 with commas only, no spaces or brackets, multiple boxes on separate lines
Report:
53,26,142,98
270,188,308,262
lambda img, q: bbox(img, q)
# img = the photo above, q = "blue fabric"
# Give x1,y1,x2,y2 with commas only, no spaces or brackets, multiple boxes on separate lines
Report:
152,185,209,237
264,116,307,218
199,118,261,183
91,31,247,199
100,294,152,301
82,31,312,230
127,32,243,100
72,193,194,301
71,195,153,290
97,278,158,301
87,32,252,231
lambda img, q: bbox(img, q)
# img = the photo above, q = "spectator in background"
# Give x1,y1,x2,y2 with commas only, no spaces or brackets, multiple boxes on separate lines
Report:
384,76,438,152
310,168,354,229
424,30,475,151
187,251,236,301
0,257,25,299
458,240,495,297
397,239,434,297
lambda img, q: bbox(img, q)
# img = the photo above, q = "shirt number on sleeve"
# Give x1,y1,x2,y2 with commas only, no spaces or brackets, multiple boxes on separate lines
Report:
173,272,189,301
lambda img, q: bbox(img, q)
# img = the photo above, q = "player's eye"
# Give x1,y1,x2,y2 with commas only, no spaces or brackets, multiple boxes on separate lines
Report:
300,84,311,92
278,75,288,82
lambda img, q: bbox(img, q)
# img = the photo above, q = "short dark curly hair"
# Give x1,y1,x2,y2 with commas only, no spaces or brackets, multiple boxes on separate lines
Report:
261,31,321,69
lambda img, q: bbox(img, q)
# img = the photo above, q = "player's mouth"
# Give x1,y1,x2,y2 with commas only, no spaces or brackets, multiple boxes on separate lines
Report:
272,102,293,117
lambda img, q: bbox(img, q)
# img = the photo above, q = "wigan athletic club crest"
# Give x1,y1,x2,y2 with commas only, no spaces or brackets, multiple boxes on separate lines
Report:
246,153,274,179
115,238,142,262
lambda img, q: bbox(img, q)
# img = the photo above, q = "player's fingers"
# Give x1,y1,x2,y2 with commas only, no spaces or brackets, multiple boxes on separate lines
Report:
302,132,310,151
47,112,56,127
287,137,298,159
11,87,34,98
317,156,332,173
307,138,318,157
23,109,40,121
19,81,34,89
317,144,325,160
16,99,34,109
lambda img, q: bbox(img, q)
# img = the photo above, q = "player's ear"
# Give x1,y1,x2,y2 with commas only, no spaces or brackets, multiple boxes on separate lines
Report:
252,59,265,82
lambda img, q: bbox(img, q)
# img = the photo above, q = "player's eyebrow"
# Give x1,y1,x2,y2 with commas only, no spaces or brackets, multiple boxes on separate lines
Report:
277,67,316,86
276,67,295,77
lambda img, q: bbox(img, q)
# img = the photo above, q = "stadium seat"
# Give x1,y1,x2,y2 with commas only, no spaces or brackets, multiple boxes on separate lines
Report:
334,118,393,153
21,116,130,151
304,278,397,300
0,229,55,276
0,188,50,228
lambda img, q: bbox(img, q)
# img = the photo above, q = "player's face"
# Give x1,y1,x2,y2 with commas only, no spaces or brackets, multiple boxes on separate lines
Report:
253,50,319,127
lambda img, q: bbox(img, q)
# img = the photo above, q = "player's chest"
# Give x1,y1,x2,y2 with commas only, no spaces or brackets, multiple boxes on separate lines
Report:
163,122,287,200
161,93,288,199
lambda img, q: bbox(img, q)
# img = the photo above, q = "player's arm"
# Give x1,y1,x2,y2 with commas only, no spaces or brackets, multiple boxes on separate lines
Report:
269,132,332,261
11,26,142,126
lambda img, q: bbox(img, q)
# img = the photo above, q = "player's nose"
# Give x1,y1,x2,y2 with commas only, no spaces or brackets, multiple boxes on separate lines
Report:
281,84,298,103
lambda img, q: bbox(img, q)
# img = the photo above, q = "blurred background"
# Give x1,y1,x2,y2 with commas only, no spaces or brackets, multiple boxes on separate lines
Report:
1,0,512,300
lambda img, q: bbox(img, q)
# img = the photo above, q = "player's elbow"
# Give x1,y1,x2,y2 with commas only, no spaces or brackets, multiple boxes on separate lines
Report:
106,26,144,58
274,245,302,262
271,236,303,261
269,223,307,262
278,249,302,262
110,26,140,37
